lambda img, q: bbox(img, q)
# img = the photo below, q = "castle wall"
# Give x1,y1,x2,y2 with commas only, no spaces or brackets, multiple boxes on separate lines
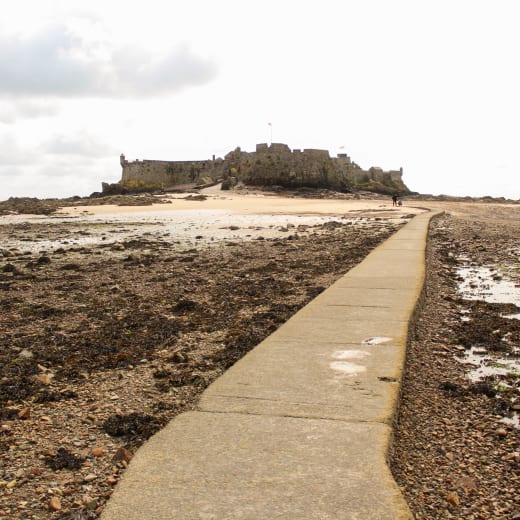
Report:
121,158,224,187
118,144,409,194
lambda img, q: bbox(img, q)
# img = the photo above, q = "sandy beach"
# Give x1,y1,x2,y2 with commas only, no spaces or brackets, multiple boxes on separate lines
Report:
1,191,519,519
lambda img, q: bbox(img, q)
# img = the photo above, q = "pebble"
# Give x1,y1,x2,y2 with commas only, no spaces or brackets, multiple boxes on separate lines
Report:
35,373,52,385
112,447,133,463
447,491,460,507
91,447,104,457
17,408,31,420
496,428,508,438
83,473,97,482
48,497,61,511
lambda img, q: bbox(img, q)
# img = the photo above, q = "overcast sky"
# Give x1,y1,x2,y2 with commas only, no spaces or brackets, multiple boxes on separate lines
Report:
0,1,518,200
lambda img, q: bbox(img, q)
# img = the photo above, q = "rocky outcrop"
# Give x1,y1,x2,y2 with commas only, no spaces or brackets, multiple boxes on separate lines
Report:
224,143,409,194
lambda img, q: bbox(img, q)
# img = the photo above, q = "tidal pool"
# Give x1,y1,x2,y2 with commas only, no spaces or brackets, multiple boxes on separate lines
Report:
456,261,520,427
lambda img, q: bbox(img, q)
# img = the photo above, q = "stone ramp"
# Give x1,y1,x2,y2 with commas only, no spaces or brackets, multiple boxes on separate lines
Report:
102,211,438,520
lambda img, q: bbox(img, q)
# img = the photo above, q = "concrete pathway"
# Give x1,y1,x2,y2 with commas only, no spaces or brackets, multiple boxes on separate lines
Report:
101,211,438,520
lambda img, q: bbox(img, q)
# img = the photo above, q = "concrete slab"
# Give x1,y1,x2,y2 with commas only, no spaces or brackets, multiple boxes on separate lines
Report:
102,412,412,520
333,275,423,290
266,314,409,345
294,300,412,321
345,250,425,277
199,337,405,422
309,286,417,310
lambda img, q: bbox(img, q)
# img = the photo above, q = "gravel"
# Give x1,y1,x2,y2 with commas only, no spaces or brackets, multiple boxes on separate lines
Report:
391,207,520,520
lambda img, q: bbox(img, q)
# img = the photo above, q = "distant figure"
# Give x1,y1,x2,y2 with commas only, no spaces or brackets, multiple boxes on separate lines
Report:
398,199,402,206
392,194,398,206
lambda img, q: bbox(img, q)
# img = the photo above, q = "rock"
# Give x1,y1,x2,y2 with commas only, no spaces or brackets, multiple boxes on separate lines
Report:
83,473,97,482
17,408,31,420
446,491,460,507
37,256,51,265
35,373,52,386
496,428,508,438
82,494,98,510
91,447,104,457
456,475,477,493
112,447,133,463
48,497,62,511
18,349,34,359
111,242,125,251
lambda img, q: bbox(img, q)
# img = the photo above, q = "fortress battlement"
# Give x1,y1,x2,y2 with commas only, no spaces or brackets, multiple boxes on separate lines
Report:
116,144,409,194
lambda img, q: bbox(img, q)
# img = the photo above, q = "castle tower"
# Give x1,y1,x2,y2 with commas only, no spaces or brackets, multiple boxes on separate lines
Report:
120,153,126,167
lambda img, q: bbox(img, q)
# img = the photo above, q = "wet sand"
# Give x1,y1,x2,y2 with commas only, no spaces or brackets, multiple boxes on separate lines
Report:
57,190,423,218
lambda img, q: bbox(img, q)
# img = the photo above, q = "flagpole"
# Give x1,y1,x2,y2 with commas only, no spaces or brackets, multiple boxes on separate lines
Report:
268,123,272,145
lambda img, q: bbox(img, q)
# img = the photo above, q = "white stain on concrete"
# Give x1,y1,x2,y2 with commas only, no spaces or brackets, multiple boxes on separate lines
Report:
329,349,373,376
329,361,367,375
332,350,371,360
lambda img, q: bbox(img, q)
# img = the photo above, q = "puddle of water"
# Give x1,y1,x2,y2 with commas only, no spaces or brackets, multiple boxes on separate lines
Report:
362,337,392,345
456,262,520,428
457,265,520,307
455,346,520,382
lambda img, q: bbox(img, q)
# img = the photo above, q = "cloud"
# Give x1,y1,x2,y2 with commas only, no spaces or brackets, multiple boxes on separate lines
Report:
0,100,59,123
0,25,218,99
0,135,37,165
111,44,218,96
0,27,95,97
44,132,117,158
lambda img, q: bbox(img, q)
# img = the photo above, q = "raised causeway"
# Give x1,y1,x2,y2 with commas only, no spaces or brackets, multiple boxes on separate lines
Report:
101,210,439,519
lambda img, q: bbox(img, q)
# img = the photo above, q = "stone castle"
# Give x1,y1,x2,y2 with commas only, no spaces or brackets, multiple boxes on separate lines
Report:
117,143,409,194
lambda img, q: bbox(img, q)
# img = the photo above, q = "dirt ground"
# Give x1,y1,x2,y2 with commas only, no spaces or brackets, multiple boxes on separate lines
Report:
0,206,403,519
391,203,520,519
